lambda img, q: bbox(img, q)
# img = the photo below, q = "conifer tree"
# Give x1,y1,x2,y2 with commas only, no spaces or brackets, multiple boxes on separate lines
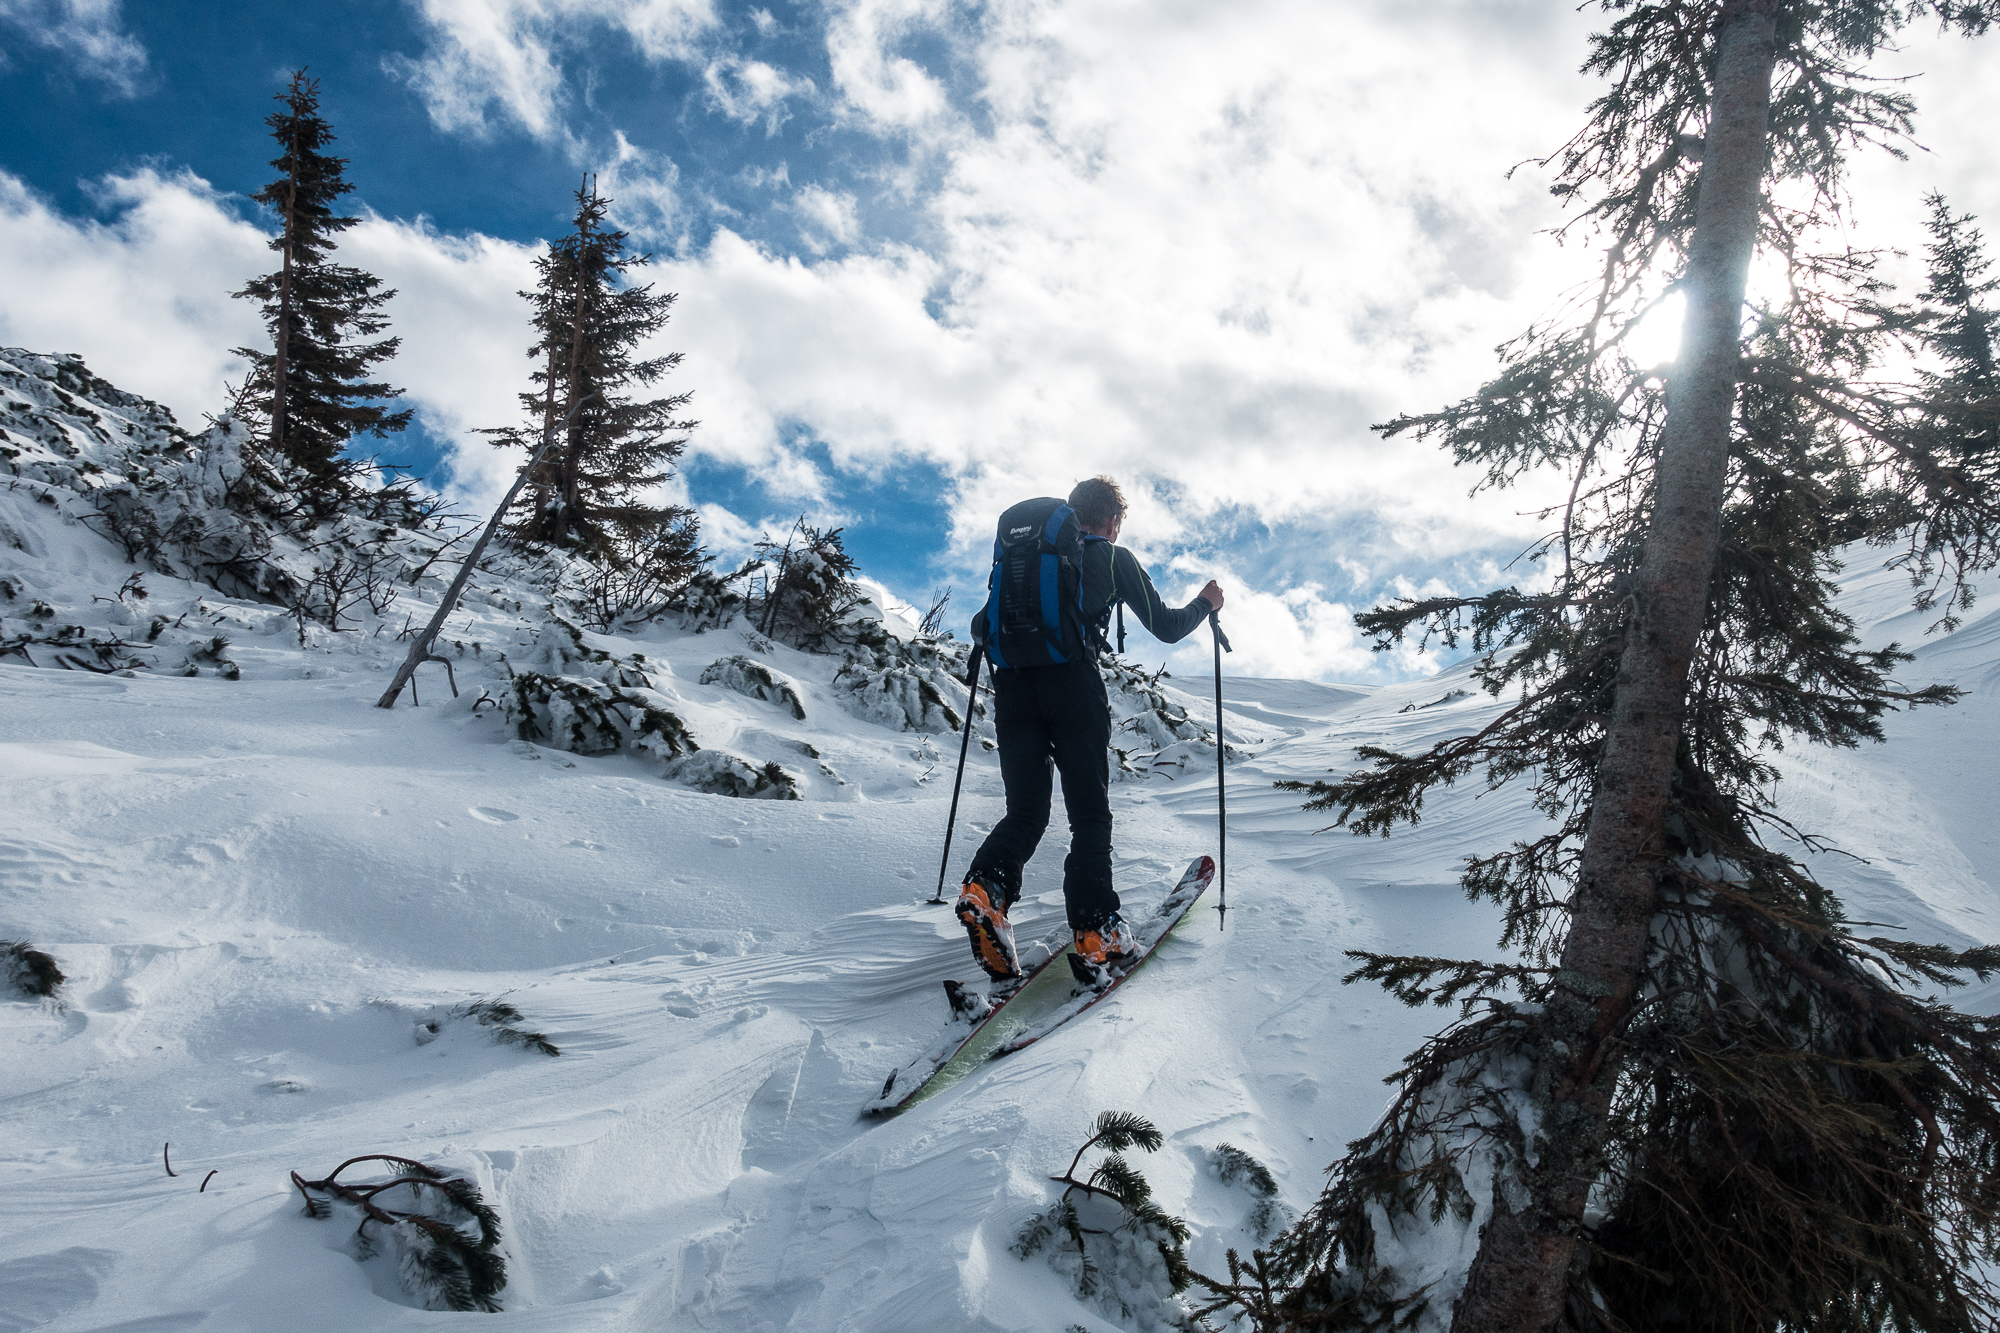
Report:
1223,4,2000,1330
232,70,410,491
487,178,699,579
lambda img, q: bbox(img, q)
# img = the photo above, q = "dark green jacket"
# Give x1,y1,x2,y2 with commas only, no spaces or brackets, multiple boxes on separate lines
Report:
1078,536,1213,651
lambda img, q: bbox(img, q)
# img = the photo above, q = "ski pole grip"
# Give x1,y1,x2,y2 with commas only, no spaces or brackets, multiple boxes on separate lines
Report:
1210,613,1233,654
964,643,985,685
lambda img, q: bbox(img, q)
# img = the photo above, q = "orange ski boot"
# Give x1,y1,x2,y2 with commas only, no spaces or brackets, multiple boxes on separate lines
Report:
955,875,1020,981
1069,913,1138,989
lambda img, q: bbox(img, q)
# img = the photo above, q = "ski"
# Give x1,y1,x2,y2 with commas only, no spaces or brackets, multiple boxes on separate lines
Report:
862,924,1069,1115
991,854,1212,1056
862,855,1214,1116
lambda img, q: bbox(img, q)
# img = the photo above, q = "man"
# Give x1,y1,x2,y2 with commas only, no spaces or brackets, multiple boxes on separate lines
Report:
956,475,1225,985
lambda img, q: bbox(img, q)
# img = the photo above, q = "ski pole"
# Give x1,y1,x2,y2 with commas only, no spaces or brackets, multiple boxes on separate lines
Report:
931,645,986,905
1211,613,1232,928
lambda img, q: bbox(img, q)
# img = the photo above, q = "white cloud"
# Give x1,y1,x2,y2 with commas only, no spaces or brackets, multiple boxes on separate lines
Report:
332,216,545,499
1150,576,1426,684
634,0,1609,580
703,56,814,133
790,184,860,252
0,169,262,420
0,0,146,94
824,0,953,134
694,501,762,558
389,0,717,140
737,162,790,190
596,131,686,246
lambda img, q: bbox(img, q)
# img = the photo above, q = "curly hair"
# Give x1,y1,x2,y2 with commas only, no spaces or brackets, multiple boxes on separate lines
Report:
1067,475,1127,529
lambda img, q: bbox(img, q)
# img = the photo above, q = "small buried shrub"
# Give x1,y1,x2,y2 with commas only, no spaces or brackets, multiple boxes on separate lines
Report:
1210,1143,1276,1196
456,998,559,1056
2,940,65,996
1210,1143,1292,1240
292,1155,507,1312
1012,1111,1198,1329
752,520,864,651
187,634,240,680
1101,658,1244,775
831,635,973,734
414,997,559,1056
671,558,755,631
662,750,802,800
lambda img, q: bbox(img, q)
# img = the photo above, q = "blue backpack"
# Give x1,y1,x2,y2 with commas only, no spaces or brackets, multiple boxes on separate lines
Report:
983,497,1087,668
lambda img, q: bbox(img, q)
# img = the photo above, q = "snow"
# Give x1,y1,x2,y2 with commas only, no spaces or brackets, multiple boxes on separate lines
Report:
5,354,1999,1330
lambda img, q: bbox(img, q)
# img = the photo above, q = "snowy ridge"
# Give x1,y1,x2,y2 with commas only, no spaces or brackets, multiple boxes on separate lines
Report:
4,353,1999,1329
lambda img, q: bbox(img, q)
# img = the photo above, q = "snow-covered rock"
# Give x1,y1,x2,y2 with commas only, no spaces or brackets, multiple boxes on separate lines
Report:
831,633,977,734
499,671,698,762
700,654,807,720
662,749,804,800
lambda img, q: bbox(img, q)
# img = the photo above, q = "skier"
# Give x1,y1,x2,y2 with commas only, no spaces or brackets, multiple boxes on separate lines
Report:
955,475,1225,986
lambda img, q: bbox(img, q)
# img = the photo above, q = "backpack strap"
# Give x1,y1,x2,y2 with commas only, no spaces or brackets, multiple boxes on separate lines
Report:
986,534,1009,667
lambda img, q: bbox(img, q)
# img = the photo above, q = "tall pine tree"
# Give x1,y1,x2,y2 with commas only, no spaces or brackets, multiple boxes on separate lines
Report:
1203,4,2000,1331
488,178,699,579
232,70,410,492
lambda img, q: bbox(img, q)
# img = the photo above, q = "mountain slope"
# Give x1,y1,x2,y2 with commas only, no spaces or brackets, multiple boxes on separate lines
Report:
3,351,1996,1331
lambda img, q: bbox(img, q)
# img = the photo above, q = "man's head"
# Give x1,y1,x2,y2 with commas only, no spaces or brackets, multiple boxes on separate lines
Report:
1068,476,1126,539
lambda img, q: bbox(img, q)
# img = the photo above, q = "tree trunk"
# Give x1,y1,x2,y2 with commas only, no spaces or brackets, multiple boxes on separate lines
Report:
1450,3,1779,1329
553,199,594,548
375,389,595,708
273,136,298,460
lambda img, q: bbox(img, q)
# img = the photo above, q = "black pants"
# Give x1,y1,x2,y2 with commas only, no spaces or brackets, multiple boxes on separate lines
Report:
968,660,1119,931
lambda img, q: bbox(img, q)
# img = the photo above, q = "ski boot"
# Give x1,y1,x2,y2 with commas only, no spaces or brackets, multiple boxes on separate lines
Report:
955,873,1020,983
1068,913,1138,991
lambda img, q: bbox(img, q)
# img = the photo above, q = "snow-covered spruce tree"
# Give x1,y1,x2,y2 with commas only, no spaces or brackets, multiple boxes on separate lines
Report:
753,518,863,651
486,178,700,591
1232,4,2000,1331
231,70,410,499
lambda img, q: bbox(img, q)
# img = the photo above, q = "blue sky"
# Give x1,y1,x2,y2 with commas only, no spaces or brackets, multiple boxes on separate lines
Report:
4,1,1997,678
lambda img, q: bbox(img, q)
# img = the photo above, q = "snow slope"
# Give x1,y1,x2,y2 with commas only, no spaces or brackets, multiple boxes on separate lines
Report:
4,354,1998,1331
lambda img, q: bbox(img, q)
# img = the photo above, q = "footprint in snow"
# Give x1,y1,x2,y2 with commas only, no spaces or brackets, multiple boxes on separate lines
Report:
710,835,740,847
469,807,521,824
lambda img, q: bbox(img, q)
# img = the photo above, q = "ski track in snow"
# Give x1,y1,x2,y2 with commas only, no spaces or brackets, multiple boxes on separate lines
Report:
4,385,1998,1327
